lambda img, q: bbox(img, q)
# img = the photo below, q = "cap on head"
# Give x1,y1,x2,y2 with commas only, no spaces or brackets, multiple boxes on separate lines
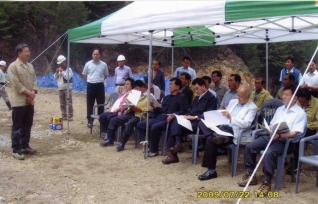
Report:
117,55,126,61
57,55,66,65
0,60,7,67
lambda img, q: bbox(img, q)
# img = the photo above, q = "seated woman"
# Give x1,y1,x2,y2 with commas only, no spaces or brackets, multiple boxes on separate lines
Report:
99,78,134,138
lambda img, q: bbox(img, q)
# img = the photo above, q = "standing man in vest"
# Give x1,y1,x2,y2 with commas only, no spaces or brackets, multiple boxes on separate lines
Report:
7,43,37,160
279,56,302,87
174,56,196,80
115,55,132,94
0,60,12,110
54,55,73,121
82,48,109,128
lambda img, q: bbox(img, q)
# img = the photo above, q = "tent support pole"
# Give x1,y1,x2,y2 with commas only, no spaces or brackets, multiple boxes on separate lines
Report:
266,42,269,90
171,46,174,76
144,30,154,159
66,41,70,134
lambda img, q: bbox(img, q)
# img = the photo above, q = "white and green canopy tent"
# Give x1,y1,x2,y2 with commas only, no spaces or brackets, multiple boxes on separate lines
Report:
67,1,318,156
68,1,318,87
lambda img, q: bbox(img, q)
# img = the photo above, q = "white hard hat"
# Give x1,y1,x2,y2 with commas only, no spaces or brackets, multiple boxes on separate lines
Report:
0,60,7,67
117,55,126,61
57,55,66,65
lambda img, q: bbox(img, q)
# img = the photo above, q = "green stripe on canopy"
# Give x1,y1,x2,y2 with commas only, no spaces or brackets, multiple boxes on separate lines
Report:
172,26,215,47
225,1,318,21
68,13,114,42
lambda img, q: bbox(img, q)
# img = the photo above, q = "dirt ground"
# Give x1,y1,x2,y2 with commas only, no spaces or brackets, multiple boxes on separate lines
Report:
0,87,317,204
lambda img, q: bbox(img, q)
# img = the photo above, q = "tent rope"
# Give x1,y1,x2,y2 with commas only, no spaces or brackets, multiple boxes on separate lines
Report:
37,32,68,85
31,31,68,64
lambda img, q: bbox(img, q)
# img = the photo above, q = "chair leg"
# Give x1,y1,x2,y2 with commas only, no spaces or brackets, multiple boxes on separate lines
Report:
295,162,302,193
275,156,284,191
161,130,167,156
232,146,239,177
291,156,295,182
192,134,199,165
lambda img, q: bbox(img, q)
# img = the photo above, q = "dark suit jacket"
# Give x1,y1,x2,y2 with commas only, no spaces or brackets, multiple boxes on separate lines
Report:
182,85,194,106
188,91,217,119
153,69,165,91
154,92,189,115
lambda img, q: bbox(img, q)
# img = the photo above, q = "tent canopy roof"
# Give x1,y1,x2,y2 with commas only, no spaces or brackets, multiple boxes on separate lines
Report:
68,1,318,46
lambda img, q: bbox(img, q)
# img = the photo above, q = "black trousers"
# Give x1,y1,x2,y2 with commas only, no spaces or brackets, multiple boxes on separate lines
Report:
199,122,234,169
86,82,105,121
107,112,137,143
137,114,168,153
167,117,200,148
99,112,118,133
244,135,286,179
11,105,34,152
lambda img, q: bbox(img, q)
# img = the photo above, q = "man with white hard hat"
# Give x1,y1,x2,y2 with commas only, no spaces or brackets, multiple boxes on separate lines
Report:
54,55,74,121
0,60,12,110
115,54,132,93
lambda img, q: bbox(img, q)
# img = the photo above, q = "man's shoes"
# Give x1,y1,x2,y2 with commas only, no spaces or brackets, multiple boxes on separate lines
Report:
213,136,230,145
12,151,25,160
255,181,271,196
148,152,159,157
162,153,179,164
68,117,73,121
22,147,37,155
116,143,125,152
286,166,299,175
198,144,205,152
198,170,217,180
237,172,258,187
87,123,92,128
100,140,114,147
171,142,183,153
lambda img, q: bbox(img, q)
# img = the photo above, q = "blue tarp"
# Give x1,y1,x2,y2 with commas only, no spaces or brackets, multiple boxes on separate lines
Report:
37,70,170,94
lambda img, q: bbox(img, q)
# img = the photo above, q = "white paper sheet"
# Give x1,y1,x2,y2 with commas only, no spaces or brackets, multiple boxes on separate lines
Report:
127,90,141,106
110,94,126,112
149,93,161,108
174,114,193,131
201,119,233,137
203,110,229,126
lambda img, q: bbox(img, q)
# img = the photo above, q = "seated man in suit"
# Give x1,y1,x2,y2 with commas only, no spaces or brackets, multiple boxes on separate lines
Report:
238,85,307,195
100,80,152,151
136,77,189,157
179,72,194,106
197,84,257,180
162,78,218,164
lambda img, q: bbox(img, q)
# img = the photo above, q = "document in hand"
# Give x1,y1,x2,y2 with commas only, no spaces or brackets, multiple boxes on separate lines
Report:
201,119,234,137
203,110,230,126
110,94,126,112
149,93,161,108
127,90,142,106
174,114,192,131
259,118,289,135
